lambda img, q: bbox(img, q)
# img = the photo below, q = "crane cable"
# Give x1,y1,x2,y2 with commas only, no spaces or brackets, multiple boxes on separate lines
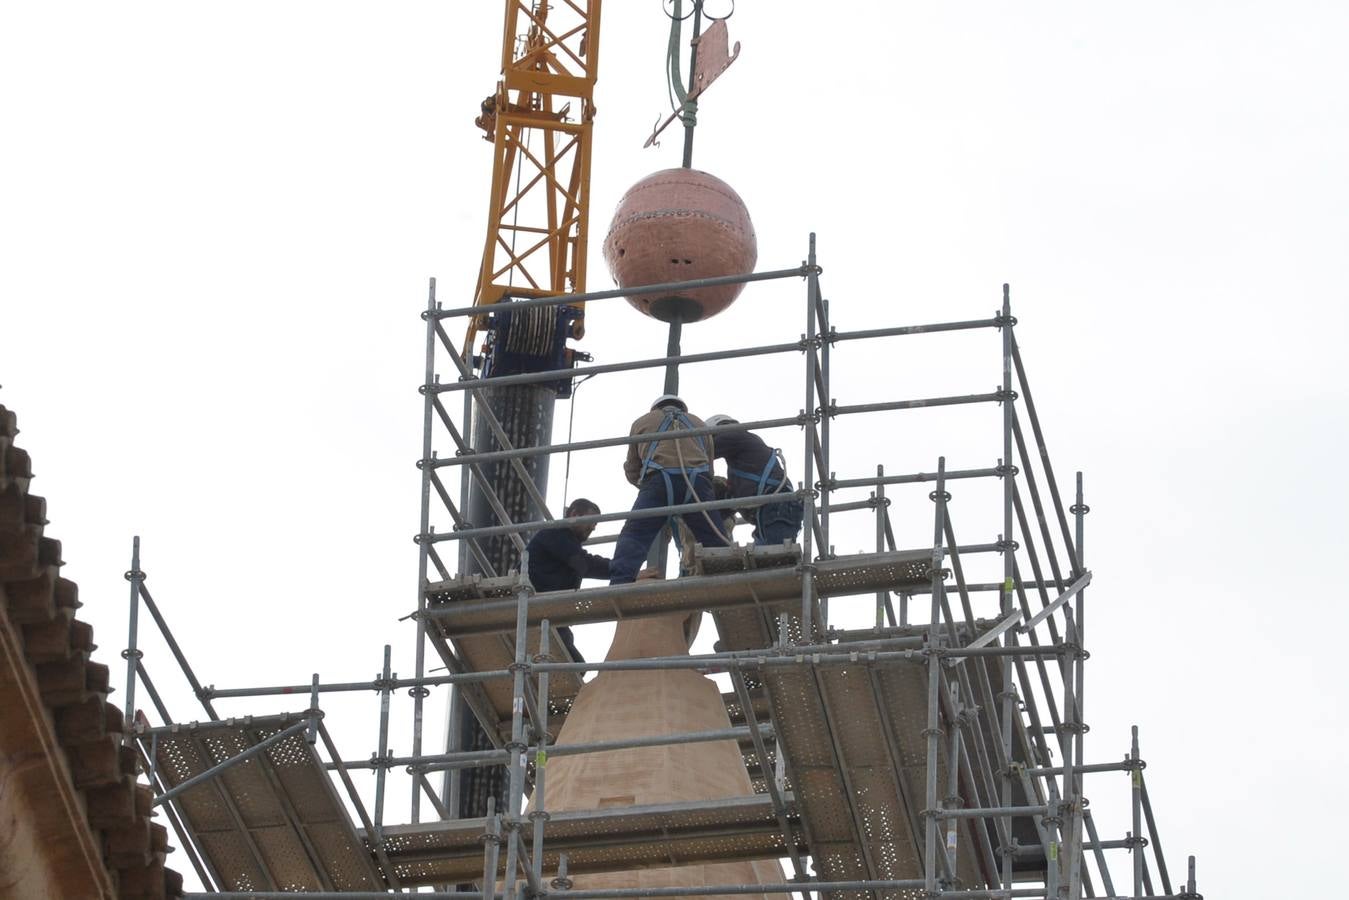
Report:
560,373,596,509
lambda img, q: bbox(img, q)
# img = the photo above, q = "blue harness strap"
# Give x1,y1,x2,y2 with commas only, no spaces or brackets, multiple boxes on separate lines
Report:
728,451,791,537
640,410,710,480
640,409,713,546
729,455,784,496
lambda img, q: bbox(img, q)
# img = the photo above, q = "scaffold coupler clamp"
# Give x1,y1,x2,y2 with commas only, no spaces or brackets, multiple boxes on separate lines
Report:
993,310,1018,329
922,566,951,583
994,460,1019,479
418,372,443,394
994,386,1019,404
550,853,574,890
1124,830,1149,851
1060,795,1085,819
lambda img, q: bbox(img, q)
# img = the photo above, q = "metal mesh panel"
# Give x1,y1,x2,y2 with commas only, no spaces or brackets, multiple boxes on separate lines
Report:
428,573,588,742
430,549,933,638
149,719,383,892
197,831,268,892
374,797,801,886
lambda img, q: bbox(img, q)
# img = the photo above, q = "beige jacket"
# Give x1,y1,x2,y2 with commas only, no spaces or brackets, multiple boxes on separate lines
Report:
623,408,711,485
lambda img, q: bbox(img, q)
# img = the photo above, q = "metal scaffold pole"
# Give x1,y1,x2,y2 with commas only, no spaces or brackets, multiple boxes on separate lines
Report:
119,244,1202,898
122,535,143,740
374,644,393,838
501,569,533,900
818,295,833,575
799,233,820,636
924,458,949,894
412,277,439,823
999,284,1017,893
1067,472,1089,898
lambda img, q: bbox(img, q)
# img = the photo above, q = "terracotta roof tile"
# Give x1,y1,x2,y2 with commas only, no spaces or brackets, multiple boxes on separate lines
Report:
0,403,184,899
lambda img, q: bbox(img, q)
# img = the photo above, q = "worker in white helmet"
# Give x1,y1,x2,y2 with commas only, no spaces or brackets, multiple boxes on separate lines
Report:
704,413,803,546
609,395,730,584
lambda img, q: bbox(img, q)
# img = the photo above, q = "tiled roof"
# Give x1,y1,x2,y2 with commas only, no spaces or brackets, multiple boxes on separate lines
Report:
0,404,184,900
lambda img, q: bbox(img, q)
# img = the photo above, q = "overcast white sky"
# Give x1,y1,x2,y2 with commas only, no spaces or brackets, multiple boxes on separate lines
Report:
3,2,1347,897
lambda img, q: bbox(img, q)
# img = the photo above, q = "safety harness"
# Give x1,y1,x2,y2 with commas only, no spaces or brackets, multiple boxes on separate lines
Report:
728,455,787,495
727,447,792,535
639,408,727,552
640,408,711,501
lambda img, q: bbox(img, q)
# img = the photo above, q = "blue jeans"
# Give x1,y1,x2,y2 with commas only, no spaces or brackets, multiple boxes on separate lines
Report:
753,497,804,546
610,471,730,584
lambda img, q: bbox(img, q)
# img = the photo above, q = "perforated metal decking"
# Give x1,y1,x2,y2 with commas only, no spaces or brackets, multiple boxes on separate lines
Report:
152,549,1021,895
421,547,938,747
419,545,1003,897
424,575,588,745
699,548,989,900
372,795,808,886
146,716,385,892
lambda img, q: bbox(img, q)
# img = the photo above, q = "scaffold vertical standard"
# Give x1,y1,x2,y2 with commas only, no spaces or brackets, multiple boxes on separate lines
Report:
117,235,1202,900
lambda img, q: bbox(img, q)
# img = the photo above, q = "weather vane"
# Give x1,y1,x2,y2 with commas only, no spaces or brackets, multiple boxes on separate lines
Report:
645,0,741,166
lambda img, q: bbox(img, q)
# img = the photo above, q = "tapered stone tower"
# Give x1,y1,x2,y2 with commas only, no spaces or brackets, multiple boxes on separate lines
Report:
540,612,783,897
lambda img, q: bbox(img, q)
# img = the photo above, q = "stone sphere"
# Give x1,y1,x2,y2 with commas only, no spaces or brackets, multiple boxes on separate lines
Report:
603,168,757,323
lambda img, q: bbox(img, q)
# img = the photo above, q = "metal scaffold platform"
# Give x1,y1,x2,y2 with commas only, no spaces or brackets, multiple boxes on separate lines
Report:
143,714,383,893
373,795,805,887
115,239,1203,900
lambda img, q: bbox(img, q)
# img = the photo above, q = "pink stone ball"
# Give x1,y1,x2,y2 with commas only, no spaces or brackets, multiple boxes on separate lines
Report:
603,168,757,323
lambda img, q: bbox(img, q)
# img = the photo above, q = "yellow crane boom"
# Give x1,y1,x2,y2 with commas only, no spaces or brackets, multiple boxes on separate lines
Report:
466,0,602,353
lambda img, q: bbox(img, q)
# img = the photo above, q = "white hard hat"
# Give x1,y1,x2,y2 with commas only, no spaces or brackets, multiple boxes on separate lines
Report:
651,394,687,411
705,414,738,428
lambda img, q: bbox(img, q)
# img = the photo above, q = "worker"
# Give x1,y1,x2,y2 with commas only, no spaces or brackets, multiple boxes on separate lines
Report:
705,414,803,546
526,497,609,661
609,395,730,584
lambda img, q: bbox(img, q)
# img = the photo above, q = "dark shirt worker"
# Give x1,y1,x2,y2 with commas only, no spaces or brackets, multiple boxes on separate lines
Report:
526,498,610,661
705,415,804,546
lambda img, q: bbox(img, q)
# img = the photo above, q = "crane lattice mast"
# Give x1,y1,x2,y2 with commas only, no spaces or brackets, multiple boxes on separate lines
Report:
466,0,602,353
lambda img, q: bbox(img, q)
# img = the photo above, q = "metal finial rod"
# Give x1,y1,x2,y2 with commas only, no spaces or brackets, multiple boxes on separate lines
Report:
681,1,705,168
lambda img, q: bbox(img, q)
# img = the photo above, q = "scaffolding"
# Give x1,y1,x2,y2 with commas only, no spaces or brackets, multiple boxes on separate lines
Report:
118,235,1203,900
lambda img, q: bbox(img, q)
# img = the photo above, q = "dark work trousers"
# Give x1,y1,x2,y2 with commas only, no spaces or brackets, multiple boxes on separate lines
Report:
610,471,729,584
753,496,805,545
